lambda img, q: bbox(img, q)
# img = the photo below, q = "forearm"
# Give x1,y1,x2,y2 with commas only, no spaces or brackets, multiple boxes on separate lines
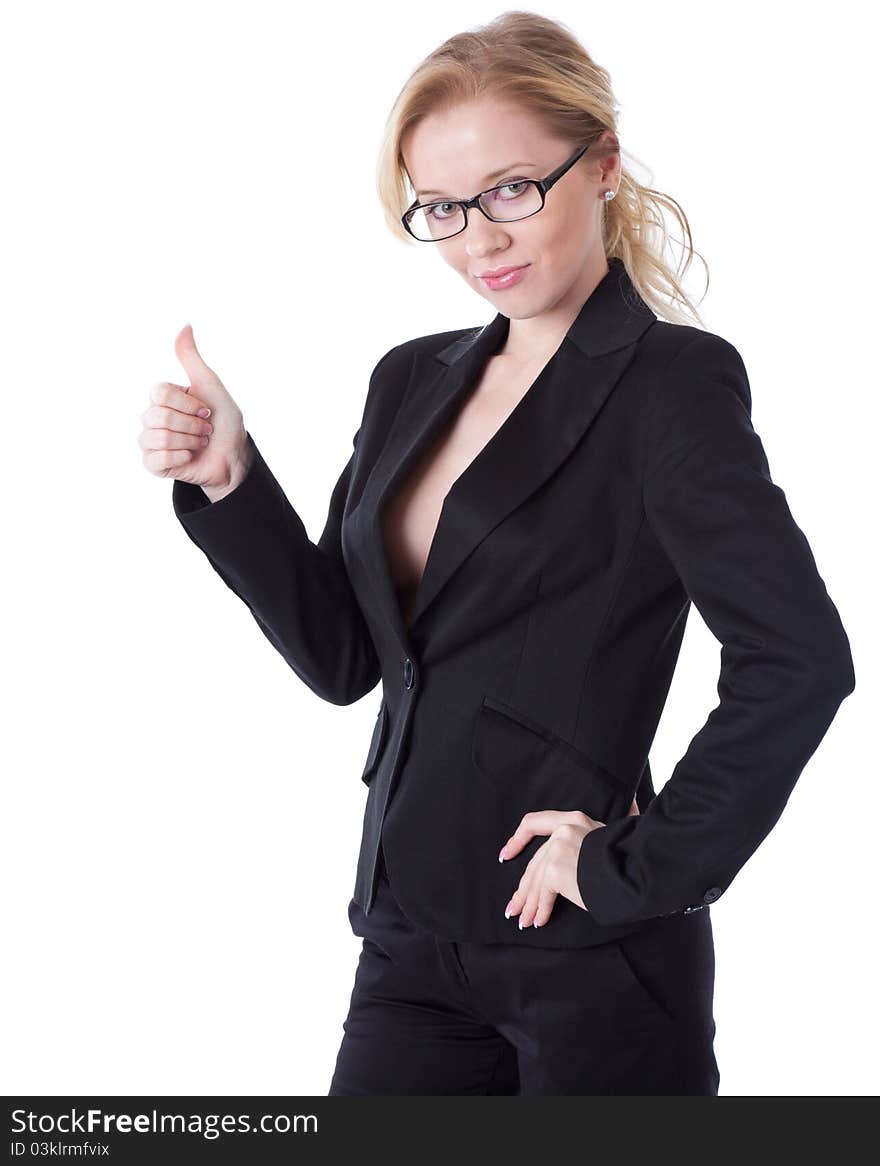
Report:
172,430,381,704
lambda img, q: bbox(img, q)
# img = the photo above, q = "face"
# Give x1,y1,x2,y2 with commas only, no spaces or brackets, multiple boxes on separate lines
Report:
401,96,620,352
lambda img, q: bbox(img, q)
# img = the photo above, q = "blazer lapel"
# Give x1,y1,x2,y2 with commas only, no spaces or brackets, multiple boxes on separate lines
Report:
353,257,658,646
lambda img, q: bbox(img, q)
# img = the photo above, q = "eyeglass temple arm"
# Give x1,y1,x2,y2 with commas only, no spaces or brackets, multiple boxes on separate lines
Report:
538,142,592,195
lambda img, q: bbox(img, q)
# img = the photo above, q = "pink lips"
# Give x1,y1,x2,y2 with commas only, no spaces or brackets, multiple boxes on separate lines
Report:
478,264,530,290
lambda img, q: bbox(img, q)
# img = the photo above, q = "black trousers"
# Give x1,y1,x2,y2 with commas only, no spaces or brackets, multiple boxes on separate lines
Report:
329,855,720,1096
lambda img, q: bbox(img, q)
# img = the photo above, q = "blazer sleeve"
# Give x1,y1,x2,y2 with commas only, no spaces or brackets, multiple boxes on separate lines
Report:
170,351,397,707
576,331,856,926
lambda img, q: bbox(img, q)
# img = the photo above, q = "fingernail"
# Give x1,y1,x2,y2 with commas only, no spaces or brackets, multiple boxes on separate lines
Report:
498,847,507,862
197,407,211,418
504,900,514,918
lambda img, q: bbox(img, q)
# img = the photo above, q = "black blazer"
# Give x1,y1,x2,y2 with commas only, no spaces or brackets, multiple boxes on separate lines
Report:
172,257,855,948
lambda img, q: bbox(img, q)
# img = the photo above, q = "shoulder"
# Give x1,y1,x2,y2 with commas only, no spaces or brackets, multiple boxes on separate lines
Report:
363,325,481,412
646,322,748,376
639,323,761,484
357,326,477,432
642,322,752,418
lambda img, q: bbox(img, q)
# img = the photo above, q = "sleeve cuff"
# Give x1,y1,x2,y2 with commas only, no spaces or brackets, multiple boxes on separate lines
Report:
171,431,279,538
577,823,619,925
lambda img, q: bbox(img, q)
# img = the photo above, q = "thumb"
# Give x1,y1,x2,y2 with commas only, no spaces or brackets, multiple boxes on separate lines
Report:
174,323,224,397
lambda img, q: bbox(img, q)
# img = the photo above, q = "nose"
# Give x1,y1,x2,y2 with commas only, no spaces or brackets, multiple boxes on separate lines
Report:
464,212,512,257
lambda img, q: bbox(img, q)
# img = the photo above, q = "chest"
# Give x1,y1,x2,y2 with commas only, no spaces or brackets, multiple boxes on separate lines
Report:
379,354,546,626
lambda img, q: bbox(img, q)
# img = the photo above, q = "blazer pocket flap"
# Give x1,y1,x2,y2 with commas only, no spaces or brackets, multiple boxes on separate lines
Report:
361,700,389,786
472,695,627,822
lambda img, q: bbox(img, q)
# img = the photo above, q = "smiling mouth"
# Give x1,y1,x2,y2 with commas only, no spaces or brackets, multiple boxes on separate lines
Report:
477,265,527,278
477,265,531,289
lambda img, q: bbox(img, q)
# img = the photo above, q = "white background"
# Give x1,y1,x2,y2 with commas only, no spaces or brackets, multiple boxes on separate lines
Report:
2,0,875,1097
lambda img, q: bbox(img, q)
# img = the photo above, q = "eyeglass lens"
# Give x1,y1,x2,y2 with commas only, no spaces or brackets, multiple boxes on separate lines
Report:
407,180,543,241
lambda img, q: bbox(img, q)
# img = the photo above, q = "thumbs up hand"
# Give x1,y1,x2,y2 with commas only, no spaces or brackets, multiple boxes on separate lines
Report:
139,323,251,495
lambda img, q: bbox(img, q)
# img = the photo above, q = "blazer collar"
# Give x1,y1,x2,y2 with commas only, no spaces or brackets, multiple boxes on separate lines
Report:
351,256,657,647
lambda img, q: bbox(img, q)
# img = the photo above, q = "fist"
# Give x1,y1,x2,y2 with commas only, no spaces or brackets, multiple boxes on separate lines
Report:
139,323,249,491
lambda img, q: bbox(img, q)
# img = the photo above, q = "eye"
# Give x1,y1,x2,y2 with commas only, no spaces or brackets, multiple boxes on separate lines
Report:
427,201,460,221
490,180,530,201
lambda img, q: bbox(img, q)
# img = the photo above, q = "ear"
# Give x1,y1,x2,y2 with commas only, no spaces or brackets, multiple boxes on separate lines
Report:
592,128,621,187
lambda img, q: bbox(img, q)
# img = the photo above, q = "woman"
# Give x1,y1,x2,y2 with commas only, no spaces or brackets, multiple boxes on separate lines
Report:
140,13,855,1094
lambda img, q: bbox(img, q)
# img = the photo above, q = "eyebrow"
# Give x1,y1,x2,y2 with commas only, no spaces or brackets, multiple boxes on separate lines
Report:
415,162,537,200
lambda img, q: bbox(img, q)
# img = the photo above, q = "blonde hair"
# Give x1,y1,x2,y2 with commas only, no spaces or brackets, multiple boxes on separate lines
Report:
375,10,708,327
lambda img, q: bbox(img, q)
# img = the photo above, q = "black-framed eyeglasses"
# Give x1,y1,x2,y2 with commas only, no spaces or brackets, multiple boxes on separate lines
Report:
401,142,593,242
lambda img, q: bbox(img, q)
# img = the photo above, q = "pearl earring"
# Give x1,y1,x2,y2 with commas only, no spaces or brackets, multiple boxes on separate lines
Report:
604,189,616,201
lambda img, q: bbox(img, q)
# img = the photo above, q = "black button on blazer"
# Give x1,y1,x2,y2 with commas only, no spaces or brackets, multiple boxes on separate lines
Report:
172,258,856,948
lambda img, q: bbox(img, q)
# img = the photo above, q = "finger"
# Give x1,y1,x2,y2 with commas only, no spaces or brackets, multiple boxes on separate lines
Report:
173,323,224,398
142,447,200,477
139,427,209,453
506,844,544,923
500,809,577,860
505,876,527,920
141,402,214,439
532,884,557,928
517,890,536,929
150,381,212,419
